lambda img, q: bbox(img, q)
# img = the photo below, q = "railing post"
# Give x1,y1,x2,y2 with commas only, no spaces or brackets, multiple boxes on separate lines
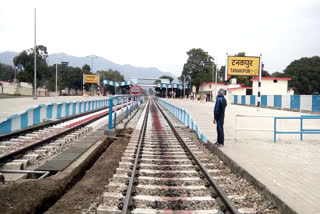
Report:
126,97,129,118
108,96,113,130
274,117,277,143
187,112,190,127
121,97,124,115
114,97,117,128
300,117,303,141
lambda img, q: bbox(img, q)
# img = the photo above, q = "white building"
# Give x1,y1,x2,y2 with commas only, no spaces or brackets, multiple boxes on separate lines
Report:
0,81,48,96
198,82,244,101
226,87,252,96
251,77,292,95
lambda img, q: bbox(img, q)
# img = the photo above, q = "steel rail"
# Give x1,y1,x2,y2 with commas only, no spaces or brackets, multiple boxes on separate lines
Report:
120,99,150,214
154,97,239,214
0,104,125,164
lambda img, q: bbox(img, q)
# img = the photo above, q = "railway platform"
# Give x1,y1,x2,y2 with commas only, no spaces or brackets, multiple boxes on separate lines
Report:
160,98,320,214
0,96,107,123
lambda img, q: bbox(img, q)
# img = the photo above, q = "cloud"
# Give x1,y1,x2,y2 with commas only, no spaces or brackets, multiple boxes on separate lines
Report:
0,0,319,76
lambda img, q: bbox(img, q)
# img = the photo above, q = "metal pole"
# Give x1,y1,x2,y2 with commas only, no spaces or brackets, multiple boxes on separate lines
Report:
225,53,228,96
33,8,37,100
215,64,218,101
257,53,262,110
114,72,116,95
55,63,58,97
212,63,214,101
183,75,185,98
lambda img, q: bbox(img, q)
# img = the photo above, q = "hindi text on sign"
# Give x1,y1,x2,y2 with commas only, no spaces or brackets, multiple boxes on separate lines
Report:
228,56,260,76
84,74,99,84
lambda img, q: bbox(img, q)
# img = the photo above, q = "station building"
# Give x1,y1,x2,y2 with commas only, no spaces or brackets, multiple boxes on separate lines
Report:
250,77,293,95
0,80,48,96
198,77,293,101
198,81,246,101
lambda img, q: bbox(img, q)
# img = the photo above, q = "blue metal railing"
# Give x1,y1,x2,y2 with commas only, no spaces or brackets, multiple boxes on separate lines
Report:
274,115,320,142
108,95,144,130
155,98,208,143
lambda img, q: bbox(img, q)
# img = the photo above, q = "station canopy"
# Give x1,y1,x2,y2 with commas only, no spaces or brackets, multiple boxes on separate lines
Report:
103,78,190,89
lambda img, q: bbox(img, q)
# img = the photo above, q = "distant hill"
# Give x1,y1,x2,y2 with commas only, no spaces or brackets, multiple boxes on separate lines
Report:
0,51,177,81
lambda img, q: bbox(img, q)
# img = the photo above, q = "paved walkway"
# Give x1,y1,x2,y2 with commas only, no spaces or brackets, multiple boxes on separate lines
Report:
0,96,107,122
162,98,320,214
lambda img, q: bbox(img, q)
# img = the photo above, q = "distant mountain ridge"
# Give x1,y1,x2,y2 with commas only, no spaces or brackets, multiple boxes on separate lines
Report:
0,51,177,81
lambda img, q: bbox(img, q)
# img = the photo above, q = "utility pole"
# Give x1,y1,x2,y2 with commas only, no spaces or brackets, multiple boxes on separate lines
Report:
55,63,58,97
214,63,218,102
183,75,185,98
86,56,98,95
33,8,37,100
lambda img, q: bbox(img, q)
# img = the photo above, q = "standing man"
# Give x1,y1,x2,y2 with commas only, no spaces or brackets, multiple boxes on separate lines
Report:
213,89,227,147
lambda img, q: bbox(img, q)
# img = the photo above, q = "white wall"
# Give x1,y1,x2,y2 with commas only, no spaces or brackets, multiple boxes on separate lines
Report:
227,88,246,95
0,81,47,96
252,80,288,95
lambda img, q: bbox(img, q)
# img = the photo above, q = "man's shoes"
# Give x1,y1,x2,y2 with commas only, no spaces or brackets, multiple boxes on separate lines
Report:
214,142,224,147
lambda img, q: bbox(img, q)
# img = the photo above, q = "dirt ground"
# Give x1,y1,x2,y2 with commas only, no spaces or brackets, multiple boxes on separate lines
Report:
0,128,132,214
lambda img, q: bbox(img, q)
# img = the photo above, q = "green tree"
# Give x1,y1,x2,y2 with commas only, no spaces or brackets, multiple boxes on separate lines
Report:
283,56,320,94
181,48,215,92
271,71,285,78
82,64,91,74
0,63,14,81
13,45,49,88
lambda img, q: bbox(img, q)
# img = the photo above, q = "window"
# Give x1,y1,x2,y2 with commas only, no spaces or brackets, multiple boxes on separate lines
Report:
273,80,278,83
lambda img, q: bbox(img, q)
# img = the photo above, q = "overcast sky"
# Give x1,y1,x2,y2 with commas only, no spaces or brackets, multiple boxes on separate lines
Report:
1,0,319,77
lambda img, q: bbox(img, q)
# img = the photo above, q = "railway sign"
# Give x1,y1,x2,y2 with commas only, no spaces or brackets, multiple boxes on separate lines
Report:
84,74,99,84
227,56,260,76
130,85,142,95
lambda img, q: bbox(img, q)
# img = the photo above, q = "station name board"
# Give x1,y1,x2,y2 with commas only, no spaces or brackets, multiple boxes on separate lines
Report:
84,74,99,84
227,56,260,76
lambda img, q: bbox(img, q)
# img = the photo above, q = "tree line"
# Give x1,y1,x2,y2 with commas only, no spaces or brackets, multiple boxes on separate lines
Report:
0,45,124,94
181,48,320,95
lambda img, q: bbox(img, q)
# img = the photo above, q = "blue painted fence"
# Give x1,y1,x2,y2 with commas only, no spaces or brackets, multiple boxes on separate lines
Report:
156,98,208,143
108,95,144,130
232,95,320,113
274,115,320,142
0,98,110,134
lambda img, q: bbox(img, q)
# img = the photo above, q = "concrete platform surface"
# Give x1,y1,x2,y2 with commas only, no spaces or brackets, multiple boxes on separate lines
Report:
162,98,320,214
0,96,107,122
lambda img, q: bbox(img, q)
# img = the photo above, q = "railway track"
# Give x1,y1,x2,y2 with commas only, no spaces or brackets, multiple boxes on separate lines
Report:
0,101,134,180
96,97,255,213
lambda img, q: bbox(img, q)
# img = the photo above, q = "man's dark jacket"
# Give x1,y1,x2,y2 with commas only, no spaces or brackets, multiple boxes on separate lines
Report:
214,95,227,121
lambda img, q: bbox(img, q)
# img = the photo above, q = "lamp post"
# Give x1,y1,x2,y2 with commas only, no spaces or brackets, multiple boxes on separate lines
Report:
183,75,186,98
214,63,218,102
55,62,68,97
55,63,58,97
114,72,116,95
33,8,37,100
86,56,98,95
